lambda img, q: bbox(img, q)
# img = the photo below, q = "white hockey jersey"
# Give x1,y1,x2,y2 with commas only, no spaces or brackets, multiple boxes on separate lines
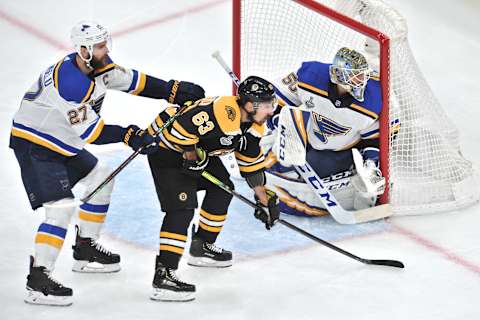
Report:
272,61,382,151
11,53,146,156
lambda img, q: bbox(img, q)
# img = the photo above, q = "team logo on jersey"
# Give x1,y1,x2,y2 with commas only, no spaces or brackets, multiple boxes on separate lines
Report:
311,112,351,143
305,96,315,109
220,136,234,146
225,106,236,121
178,192,188,201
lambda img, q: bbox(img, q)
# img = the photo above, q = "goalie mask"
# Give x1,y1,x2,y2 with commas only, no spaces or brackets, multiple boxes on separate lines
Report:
71,21,112,68
237,76,277,113
329,47,371,102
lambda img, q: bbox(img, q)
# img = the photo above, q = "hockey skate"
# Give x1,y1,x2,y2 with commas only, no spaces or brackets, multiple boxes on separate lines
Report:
188,234,232,268
151,256,195,302
72,226,120,273
25,256,73,306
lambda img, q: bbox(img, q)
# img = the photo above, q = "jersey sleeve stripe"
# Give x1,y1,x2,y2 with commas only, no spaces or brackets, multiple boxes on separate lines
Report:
349,103,378,120
81,82,95,104
131,72,146,95
234,151,263,163
95,63,116,75
84,119,105,143
298,81,328,97
172,121,198,140
275,87,296,106
11,122,81,156
360,128,379,139
237,159,266,173
127,70,139,92
53,60,63,90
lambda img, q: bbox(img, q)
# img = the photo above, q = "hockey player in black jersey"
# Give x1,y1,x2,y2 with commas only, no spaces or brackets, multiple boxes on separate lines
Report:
146,76,281,302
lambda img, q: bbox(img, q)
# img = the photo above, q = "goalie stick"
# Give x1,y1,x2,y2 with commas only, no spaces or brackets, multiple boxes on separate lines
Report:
201,170,404,268
81,103,189,203
211,51,392,224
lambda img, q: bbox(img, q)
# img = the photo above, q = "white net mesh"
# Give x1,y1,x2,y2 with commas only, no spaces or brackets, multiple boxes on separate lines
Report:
237,0,479,214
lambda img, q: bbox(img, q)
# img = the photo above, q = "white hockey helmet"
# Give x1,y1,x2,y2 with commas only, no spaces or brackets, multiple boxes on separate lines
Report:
70,21,111,64
329,47,371,101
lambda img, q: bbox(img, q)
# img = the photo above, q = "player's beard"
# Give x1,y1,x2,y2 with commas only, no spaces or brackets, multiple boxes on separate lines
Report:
90,54,108,70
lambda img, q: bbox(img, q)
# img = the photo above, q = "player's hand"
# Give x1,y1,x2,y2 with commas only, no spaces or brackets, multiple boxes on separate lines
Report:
182,148,209,177
123,125,158,154
254,190,280,230
168,80,205,105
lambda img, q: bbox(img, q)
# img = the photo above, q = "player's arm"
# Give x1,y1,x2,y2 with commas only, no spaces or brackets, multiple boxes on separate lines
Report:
99,63,205,105
234,124,279,228
61,101,154,153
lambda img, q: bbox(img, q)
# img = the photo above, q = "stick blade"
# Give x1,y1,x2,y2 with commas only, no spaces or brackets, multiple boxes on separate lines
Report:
367,259,405,268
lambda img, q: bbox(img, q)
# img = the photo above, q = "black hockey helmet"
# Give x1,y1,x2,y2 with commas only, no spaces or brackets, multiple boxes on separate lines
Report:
237,76,276,108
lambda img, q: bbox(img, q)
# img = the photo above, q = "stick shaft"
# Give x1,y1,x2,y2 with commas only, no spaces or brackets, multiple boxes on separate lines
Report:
81,105,187,203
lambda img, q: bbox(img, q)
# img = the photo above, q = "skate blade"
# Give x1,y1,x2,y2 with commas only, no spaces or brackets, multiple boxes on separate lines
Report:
72,260,121,273
187,256,233,268
150,288,195,302
24,289,73,306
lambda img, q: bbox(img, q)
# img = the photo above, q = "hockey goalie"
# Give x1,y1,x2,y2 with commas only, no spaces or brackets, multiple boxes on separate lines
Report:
262,47,389,217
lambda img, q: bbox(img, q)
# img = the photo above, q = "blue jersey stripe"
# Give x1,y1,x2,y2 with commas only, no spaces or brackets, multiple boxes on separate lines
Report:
80,118,100,140
127,70,139,92
274,87,296,106
12,122,81,154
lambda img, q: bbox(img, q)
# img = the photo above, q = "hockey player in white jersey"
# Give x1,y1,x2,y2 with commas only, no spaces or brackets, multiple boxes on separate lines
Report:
9,21,205,306
263,47,386,217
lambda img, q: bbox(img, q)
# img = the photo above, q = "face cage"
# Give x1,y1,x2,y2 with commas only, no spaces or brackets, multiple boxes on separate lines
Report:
331,66,371,89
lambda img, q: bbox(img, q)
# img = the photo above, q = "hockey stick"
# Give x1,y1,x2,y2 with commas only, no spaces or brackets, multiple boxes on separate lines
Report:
81,104,189,203
211,50,392,224
201,170,404,268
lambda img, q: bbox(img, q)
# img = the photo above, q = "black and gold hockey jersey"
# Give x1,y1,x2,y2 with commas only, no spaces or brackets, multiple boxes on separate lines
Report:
147,96,267,176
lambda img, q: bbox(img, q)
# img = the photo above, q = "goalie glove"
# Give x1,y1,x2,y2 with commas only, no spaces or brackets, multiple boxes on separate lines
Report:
254,190,280,230
351,148,386,198
182,148,209,178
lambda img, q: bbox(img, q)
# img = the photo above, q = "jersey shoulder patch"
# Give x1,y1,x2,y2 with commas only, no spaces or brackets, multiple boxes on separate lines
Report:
54,53,94,104
297,61,330,97
213,96,242,135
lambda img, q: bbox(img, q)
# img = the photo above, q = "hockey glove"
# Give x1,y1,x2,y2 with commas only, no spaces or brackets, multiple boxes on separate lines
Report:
254,190,280,230
182,148,209,177
167,80,205,105
123,125,158,154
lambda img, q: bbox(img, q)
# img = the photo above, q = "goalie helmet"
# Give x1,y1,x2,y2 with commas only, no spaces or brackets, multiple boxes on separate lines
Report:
329,47,371,102
70,21,111,65
237,76,276,109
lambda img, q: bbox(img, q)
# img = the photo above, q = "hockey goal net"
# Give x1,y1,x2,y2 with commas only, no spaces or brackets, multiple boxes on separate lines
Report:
233,0,479,215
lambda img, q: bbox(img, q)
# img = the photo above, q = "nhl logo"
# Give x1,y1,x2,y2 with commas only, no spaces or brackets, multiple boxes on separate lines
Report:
251,84,259,91
305,96,315,108
335,100,342,107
